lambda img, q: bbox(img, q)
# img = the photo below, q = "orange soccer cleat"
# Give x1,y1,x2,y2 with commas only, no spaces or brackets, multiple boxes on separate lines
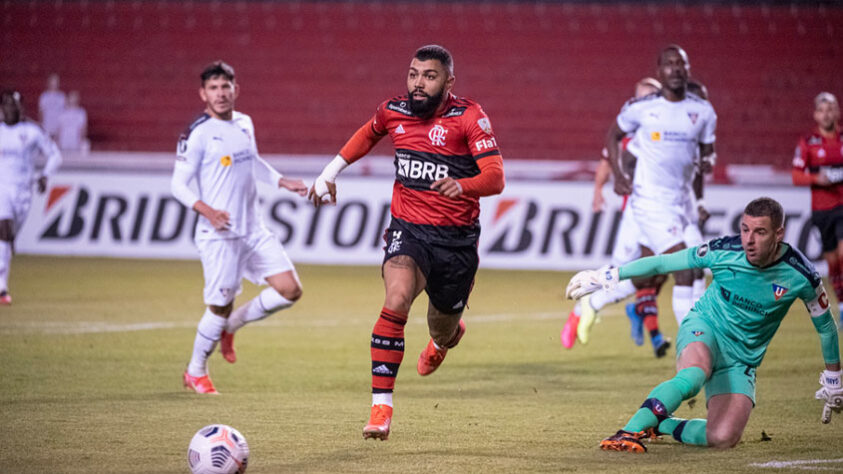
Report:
183,371,219,395
363,404,393,440
417,319,466,376
220,331,236,363
599,429,650,453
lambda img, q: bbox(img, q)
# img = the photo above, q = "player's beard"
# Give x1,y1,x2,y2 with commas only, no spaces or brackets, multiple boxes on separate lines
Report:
408,87,445,119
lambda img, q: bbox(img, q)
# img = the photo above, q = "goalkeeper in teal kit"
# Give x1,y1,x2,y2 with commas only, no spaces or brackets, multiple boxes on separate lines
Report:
567,197,842,452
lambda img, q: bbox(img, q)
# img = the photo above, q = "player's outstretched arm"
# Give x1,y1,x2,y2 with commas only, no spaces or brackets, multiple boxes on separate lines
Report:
308,118,384,207
36,130,63,194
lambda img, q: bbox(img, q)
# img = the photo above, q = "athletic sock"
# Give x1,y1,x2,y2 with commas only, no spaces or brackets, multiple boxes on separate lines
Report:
371,307,408,407
692,277,706,303
590,279,636,311
635,288,661,339
672,285,694,325
623,367,706,432
187,309,227,377
226,287,294,333
658,417,708,446
0,241,11,292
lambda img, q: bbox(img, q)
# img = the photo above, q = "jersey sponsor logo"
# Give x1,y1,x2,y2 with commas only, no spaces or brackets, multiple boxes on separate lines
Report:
220,155,232,167
397,157,449,181
387,101,413,117
452,300,464,310
477,117,493,134
692,330,704,337
772,283,788,301
442,106,467,118
818,148,827,159
650,131,661,142
687,112,699,125
428,124,448,146
474,137,497,153
395,124,406,135
696,243,709,257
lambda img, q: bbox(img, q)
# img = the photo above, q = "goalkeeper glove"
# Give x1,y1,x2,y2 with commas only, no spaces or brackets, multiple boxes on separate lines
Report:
565,267,619,300
815,369,843,424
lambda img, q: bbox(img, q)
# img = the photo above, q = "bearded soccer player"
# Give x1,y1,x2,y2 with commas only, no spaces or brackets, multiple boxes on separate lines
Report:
567,197,841,452
0,90,62,305
309,45,505,440
793,92,843,328
172,61,308,394
605,45,717,328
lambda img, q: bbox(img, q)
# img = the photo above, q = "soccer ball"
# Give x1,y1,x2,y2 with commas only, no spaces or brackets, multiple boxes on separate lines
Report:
187,424,250,474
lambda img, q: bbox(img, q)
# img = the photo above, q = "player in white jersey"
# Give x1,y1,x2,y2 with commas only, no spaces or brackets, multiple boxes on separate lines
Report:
562,78,667,352
606,45,717,327
0,90,62,305
171,61,308,394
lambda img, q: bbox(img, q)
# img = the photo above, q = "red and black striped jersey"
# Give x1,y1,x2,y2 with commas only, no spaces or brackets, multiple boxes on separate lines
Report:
371,93,501,245
793,127,843,211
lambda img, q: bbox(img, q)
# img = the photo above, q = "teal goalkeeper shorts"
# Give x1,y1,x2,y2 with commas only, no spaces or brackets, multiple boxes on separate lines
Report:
676,312,757,406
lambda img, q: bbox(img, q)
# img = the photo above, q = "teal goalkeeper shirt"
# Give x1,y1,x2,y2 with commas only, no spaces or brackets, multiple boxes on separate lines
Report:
618,236,839,368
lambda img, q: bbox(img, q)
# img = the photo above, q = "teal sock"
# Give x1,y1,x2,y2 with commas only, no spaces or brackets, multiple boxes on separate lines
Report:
623,367,706,432
658,417,708,446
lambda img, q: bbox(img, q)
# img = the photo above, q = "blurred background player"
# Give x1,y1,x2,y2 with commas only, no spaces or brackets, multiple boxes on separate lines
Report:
309,45,505,441
567,197,841,452
56,90,89,154
38,73,65,141
793,92,843,328
172,61,308,394
0,90,62,305
605,45,717,332
562,77,670,355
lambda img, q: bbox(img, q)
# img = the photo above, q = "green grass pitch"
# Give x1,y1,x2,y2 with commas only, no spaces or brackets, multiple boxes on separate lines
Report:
2,256,841,472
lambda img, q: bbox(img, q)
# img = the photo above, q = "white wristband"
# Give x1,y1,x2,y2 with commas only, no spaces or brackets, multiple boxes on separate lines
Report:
321,154,349,182
822,370,842,389
696,199,706,208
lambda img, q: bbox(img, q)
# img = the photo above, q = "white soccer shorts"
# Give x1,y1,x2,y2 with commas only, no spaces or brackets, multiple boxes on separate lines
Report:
610,207,644,267
0,185,32,234
196,229,294,306
629,195,690,255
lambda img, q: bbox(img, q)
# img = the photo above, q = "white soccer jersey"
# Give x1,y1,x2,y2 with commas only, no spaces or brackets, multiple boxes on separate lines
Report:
617,93,716,204
175,112,276,240
0,120,62,189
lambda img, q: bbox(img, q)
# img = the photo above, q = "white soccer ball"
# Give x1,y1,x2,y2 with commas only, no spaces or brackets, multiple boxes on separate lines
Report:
187,424,250,474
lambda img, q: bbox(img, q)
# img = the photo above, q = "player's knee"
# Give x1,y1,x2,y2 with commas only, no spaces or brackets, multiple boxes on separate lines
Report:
279,283,303,302
707,427,741,449
209,303,233,317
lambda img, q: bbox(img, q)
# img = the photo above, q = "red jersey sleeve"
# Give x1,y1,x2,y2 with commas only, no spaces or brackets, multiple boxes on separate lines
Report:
464,105,501,160
339,104,388,163
792,136,813,186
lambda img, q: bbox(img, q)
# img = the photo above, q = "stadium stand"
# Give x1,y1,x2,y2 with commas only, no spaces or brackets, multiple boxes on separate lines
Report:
1,1,842,171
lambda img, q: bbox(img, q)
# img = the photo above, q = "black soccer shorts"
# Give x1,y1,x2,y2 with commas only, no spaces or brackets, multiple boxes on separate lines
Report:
812,204,843,253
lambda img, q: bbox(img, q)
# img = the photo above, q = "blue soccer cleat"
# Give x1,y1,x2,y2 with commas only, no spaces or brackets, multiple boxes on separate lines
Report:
625,303,644,346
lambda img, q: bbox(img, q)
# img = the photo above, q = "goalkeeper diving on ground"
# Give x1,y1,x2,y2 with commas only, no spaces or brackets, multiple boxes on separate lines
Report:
566,197,842,452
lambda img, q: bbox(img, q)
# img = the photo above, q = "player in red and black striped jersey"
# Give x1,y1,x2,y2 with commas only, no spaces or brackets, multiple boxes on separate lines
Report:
308,45,505,441
793,92,843,326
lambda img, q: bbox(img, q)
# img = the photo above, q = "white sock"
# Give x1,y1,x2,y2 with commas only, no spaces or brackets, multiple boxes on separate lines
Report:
572,301,582,316
372,392,393,407
590,279,636,311
226,287,294,333
692,278,706,303
672,285,694,325
0,241,11,292
187,309,227,377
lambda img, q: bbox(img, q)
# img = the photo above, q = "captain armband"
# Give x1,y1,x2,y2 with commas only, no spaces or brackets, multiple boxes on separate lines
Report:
806,286,831,317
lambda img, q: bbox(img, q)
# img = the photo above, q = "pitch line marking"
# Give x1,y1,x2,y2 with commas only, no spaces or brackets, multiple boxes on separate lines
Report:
749,458,843,470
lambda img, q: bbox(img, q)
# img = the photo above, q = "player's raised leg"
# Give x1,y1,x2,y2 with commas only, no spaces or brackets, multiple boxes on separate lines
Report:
221,235,302,363
418,306,466,376
184,303,230,395
364,255,426,441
